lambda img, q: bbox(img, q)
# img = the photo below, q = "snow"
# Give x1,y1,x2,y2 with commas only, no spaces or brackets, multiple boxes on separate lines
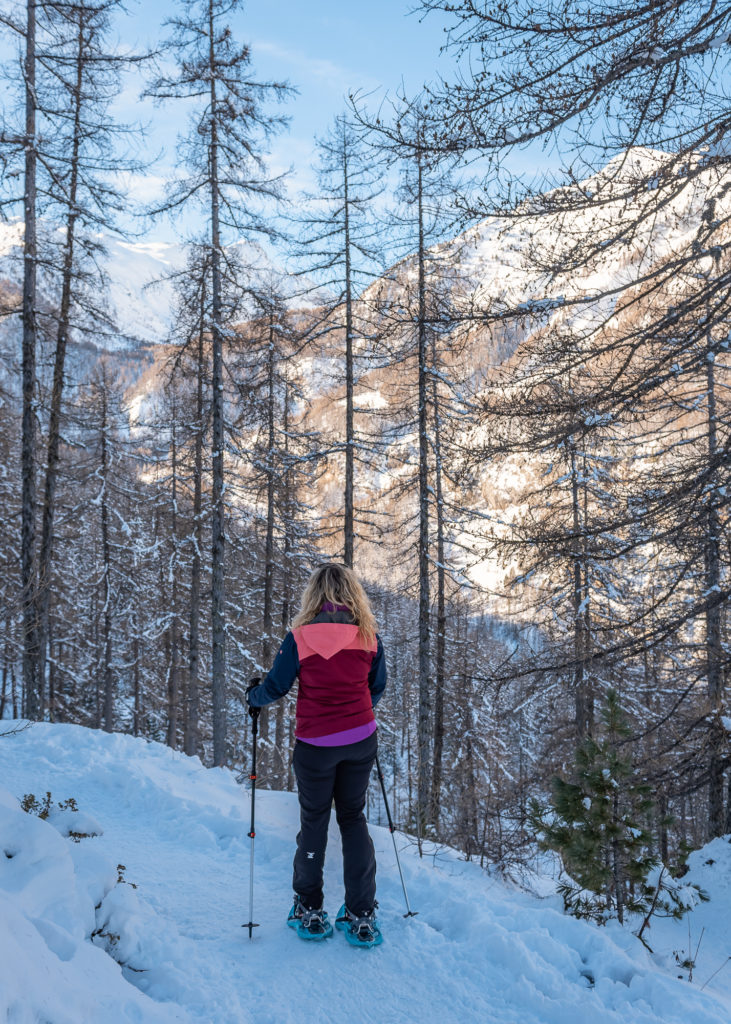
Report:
1,723,730,1024
707,32,731,49
354,389,389,410
0,783,182,1023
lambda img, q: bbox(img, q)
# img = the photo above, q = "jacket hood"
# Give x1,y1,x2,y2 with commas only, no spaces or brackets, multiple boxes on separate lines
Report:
295,623,371,660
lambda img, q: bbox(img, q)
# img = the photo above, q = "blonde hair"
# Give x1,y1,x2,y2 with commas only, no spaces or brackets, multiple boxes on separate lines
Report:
292,563,378,646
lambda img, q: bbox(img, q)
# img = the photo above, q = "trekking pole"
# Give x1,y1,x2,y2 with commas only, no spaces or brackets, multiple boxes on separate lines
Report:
243,707,260,938
375,752,418,918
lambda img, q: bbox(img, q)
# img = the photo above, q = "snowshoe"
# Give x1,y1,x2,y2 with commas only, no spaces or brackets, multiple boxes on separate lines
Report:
335,903,383,948
287,895,333,941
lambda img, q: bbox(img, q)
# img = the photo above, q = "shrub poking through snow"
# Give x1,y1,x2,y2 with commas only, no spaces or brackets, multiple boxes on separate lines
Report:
530,690,707,939
116,863,138,888
21,791,53,819
21,791,103,841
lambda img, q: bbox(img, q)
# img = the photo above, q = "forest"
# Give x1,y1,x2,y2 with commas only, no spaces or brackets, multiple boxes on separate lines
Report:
1,0,729,926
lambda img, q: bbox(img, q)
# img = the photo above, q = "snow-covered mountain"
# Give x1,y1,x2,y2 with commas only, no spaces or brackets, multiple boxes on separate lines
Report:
1,148,724,598
0,220,295,353
0,221,179,348
323,146,730,592
0,148,718,357
104,237,179,345
1,721,730,1024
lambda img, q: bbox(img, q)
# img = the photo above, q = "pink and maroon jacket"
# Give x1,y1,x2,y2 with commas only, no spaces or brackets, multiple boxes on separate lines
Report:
247,608,387,742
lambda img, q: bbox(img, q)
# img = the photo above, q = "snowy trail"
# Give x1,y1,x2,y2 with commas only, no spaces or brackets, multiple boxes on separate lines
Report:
2,724,730,1024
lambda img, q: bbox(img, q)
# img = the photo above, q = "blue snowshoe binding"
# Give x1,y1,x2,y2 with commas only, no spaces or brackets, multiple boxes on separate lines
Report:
335,903,383,948
287,895,333,941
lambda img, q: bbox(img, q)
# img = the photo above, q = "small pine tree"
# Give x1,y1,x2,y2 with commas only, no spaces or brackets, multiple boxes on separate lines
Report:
530,689,706,931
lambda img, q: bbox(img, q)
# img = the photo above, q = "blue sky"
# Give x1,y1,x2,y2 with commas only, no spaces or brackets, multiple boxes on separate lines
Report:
114,0,451,242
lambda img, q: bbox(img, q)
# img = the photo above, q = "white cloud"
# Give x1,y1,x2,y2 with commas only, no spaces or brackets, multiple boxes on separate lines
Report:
253,39,381,95
115,171,169,205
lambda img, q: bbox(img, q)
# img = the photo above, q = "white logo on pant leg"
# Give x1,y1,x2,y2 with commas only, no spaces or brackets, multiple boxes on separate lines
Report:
307,851,315,859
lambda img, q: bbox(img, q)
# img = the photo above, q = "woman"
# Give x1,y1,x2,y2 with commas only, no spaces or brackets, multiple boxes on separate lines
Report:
246,562,387,947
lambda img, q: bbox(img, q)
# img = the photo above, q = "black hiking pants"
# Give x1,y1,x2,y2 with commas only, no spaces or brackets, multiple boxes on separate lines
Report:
292,731,377,916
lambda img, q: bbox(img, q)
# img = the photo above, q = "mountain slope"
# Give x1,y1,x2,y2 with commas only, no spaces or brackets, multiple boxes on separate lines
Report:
1,723,730,1024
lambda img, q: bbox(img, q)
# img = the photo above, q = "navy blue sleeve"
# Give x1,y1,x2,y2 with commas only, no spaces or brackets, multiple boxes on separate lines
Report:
368,635,387,707
247,631,299,707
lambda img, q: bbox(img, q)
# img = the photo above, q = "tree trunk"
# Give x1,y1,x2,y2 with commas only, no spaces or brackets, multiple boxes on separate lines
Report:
612,789,624,924
416,147,431,840
22,0,39,719
133,620,141,737
704,327,724,838
570,440,591,739
2,605,12,720
37,7,86,721
430,330,446,828
185,305,205,757
11,648,18,719
0,621,7,720
100,382,114,732
209,1,227,765
259,311,277,756
92,580,101,728
47,617,55,721
275,370,293,788
167,409,180,749
343,133,355,568
659,792,669,864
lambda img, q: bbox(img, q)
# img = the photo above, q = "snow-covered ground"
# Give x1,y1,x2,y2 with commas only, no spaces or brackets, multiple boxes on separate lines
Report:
1,722,730,1024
